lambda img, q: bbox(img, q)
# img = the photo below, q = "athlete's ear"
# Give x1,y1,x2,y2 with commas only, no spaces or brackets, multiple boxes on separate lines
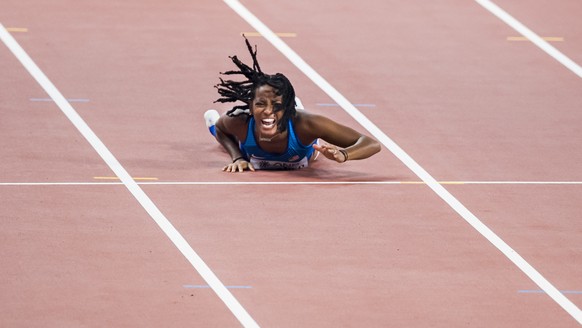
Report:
247,99,254,115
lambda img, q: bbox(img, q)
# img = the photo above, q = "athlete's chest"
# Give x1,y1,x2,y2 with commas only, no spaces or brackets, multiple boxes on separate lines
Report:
253,133,288,155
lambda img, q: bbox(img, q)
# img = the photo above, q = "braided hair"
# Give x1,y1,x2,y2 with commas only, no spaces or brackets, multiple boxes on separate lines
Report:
214,35,297,133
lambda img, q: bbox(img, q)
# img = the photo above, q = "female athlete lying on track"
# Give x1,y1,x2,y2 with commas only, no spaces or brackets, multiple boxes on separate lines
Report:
205,36,381,172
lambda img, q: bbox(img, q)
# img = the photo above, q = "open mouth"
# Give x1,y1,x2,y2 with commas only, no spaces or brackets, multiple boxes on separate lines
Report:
261,118,276,129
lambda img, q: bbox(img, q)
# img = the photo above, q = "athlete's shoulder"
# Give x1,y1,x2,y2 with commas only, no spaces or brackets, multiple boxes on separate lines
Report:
217,113,250,139
293,111,330,143
294,111,327,127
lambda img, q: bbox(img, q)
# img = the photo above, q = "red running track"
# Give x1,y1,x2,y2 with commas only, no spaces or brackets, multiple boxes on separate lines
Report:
1,0,581,327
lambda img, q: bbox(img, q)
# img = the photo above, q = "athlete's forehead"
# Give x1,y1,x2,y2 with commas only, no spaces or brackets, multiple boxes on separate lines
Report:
254,84,282,100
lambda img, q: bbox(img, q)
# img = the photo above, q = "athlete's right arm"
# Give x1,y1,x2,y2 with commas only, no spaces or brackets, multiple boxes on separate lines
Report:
215,115,255,172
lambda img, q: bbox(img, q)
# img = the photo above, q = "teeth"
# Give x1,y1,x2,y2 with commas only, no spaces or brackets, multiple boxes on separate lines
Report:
262,119,275,126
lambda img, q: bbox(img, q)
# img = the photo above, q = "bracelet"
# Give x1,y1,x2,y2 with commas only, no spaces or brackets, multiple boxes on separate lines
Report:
338,149,349,162
232,156,245,163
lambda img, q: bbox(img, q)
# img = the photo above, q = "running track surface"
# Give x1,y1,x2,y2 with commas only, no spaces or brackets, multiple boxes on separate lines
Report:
1,0,581,327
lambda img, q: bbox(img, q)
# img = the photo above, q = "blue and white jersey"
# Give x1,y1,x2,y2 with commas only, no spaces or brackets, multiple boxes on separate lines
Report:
240,117,316,170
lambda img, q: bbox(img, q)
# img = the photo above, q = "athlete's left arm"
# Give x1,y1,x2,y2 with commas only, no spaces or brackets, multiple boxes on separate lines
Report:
297,113,381,162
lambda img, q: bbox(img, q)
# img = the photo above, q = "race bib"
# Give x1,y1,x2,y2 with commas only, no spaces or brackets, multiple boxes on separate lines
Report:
249,156,309,170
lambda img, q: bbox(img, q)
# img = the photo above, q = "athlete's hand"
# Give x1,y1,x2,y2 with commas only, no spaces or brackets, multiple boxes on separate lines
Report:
313,142,347,163
223,159,256,173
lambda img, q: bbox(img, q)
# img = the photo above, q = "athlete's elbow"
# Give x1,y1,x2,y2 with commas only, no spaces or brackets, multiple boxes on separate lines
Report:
370,140,381,156
365,137,381,156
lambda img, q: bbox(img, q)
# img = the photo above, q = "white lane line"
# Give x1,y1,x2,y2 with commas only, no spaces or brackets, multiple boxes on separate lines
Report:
475,0,582,79
0,23,259,328
223,0,582,324
2,180,582,187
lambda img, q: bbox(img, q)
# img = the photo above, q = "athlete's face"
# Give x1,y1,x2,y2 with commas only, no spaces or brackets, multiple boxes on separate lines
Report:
251,84,285,138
